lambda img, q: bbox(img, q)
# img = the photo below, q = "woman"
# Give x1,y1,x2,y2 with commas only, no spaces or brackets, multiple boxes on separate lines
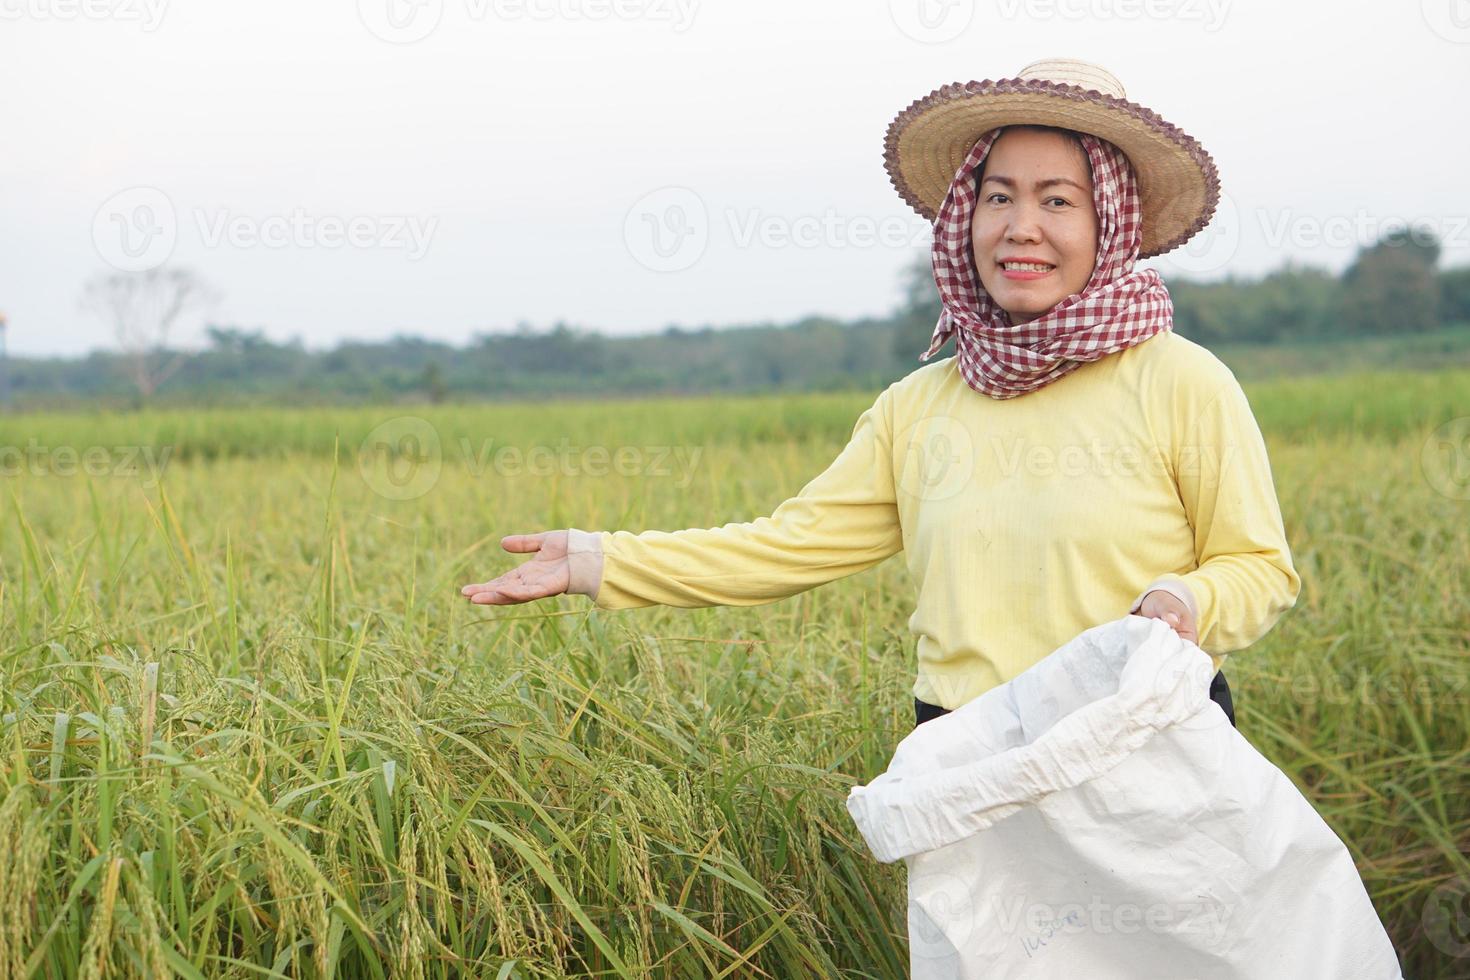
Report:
460,58,1301,732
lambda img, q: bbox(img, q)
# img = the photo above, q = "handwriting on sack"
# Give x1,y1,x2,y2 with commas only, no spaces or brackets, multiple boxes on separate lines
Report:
1019,910,1083,958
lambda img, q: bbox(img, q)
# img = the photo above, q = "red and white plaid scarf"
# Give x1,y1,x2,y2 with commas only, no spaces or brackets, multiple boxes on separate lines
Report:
920,127,1174,399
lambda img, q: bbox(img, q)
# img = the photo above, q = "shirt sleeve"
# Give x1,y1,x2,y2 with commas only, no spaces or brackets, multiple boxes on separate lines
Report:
572,385,904,610
1143,375,1302,656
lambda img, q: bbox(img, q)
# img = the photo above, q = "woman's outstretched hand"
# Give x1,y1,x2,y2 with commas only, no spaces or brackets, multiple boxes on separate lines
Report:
460,531,570,605
1136,589,1199,647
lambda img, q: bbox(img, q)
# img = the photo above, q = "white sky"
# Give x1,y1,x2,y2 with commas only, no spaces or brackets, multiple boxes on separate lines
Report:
2,0,1468,357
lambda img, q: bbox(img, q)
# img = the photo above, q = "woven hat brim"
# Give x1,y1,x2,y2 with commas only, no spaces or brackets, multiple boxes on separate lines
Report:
885,78,1220,259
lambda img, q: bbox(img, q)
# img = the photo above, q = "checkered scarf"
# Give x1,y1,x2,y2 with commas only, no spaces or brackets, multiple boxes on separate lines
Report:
920,127,1173,399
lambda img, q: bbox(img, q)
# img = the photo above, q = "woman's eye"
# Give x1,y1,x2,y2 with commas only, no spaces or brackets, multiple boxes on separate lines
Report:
983,193,1071,206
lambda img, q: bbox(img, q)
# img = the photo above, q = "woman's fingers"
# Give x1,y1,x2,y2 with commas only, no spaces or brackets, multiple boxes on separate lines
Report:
460,534,545,594
467,582,517,604
465,572,538,604
461,571,525,598
499,532,547,553
459,530,570,603
461,559,568,604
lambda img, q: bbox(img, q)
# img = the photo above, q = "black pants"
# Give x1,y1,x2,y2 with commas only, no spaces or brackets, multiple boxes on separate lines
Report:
915,670,1236,729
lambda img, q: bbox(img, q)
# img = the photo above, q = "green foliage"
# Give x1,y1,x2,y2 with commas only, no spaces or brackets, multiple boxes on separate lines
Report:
1438,265,1470,325
11,233,1468,412
1339,227,1443,336
1,371,1468,975
1170,263,1343,345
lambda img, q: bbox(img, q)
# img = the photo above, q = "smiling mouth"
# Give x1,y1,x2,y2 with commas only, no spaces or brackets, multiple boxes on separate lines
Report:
998,260,1056,272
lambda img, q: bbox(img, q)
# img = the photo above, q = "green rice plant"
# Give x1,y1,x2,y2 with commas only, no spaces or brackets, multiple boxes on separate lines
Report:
0,369,1466,976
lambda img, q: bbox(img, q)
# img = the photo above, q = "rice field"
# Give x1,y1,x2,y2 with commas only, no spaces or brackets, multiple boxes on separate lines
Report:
1,369,1468,978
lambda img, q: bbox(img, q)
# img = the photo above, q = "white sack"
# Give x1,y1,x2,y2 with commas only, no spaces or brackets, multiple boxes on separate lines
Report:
846,614,1403,980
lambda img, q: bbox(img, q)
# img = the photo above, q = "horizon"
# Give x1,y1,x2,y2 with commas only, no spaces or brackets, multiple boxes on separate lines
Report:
3,0,1467,358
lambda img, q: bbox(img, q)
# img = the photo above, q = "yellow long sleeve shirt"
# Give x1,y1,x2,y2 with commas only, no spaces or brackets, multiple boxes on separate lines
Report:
563,330,1301,710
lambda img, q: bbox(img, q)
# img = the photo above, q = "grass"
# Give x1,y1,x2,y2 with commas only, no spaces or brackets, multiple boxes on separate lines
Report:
1,368,1468,977
1214,321,1470,380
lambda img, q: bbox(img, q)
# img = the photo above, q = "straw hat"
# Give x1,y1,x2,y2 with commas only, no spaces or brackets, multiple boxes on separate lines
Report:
884,58,1220,258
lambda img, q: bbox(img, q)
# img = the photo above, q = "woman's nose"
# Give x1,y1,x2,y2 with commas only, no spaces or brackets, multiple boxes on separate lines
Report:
1006,207,1043,243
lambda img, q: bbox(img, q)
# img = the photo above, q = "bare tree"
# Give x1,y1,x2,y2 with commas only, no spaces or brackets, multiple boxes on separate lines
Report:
82,266,220,400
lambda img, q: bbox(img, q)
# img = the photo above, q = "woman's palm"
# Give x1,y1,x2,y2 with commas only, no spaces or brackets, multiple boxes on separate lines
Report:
460,531,570,605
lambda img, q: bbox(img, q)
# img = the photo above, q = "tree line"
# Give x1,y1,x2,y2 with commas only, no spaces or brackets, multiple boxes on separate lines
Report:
6,229,1469,410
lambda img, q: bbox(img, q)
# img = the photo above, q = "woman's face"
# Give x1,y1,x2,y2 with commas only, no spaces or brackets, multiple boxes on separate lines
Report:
971,128,1100,322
